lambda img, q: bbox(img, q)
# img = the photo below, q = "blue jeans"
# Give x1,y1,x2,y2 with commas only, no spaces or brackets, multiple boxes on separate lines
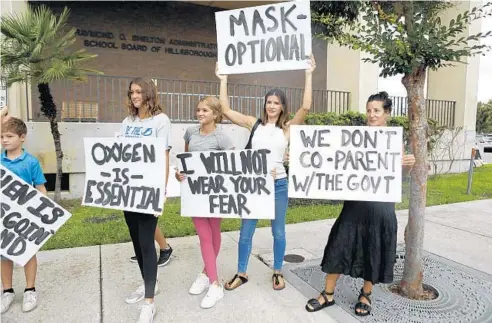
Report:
238,178,288,272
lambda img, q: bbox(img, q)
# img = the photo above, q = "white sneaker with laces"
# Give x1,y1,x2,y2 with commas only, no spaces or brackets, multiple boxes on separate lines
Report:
1,292,15,314
189,273,210,295
22,290,38,312
137,301,156,323
126,283,160,304
200,283,224,309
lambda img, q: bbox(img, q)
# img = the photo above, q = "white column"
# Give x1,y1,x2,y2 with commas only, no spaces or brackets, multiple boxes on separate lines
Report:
326,43,379,113
426,1,483,131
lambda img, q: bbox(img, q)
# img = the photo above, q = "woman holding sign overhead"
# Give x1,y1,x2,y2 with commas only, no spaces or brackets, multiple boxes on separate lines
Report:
215,54,316,291
119,77,171,323
305,92,415,316
175,96,235,309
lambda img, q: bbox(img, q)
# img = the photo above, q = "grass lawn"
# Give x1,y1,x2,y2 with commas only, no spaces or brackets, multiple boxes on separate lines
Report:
42,164,492,251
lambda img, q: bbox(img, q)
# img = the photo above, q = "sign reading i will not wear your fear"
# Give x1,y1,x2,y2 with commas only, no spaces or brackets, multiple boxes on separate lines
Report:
215,0,312,74
1,165,72,266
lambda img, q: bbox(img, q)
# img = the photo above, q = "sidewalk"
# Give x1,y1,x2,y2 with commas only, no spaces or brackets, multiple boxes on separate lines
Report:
2,199,491,323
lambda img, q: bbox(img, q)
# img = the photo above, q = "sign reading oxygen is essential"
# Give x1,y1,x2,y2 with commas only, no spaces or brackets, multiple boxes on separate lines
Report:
82,137,167,215
0,165,72,266
176,149,275,219
288,126,403,202
215,0,312,74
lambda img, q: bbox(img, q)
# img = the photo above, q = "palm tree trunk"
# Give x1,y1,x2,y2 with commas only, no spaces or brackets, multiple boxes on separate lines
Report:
400,66,428,298
38,83,63,202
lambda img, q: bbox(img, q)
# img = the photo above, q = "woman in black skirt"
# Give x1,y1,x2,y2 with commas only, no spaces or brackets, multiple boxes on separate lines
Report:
305,91,415,316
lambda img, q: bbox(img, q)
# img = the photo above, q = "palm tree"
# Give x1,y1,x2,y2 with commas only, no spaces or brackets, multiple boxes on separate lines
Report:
1,4,102,202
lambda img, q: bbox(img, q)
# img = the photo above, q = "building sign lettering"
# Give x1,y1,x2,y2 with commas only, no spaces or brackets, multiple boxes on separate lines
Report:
76,29,217,58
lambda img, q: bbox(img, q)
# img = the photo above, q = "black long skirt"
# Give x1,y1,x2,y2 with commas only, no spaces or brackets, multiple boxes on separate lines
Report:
320,200,398,284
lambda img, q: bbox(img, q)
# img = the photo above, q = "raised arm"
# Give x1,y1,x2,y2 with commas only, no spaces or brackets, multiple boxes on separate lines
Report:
289,54,316,126
216,63,257,130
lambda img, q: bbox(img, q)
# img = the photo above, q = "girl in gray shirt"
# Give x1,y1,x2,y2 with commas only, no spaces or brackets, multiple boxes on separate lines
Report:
176,96,234,309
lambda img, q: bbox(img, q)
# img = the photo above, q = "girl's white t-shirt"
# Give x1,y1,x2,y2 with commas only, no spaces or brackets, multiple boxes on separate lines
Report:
120,113,172,150
251,122,288,179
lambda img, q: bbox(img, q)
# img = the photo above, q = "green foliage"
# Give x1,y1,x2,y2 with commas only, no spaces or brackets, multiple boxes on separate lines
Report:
313,1,492,77
0,4,102,87
310,1,362,41
476,100,492,133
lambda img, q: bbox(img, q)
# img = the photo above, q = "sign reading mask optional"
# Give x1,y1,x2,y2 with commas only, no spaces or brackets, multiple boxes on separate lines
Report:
0,165,72,267
215,1,311,74
177,149,275,219
288,126,403,202
82,138,167,214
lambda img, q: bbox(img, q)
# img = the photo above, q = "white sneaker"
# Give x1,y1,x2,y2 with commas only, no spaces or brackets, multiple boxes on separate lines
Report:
22,290,38,312
137,301,156,323
1,292,15,314
189,273,210,295
126,283,160,304
200,283,224,309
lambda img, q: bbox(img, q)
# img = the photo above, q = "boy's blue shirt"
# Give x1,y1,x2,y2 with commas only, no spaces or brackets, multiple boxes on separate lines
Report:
1,149,47,186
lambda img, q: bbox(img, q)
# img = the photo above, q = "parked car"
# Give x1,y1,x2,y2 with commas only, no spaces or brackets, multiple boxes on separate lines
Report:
482,134,492,152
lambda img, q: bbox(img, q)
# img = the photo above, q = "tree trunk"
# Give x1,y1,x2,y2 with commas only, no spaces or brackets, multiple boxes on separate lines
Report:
400,66,428,298
38,83,63,203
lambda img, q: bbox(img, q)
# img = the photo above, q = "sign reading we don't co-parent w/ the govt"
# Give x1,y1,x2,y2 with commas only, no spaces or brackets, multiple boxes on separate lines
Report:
1,165,72,266
82,138,167,214
177,149,275,219
289,126,403,203
215,0,311,74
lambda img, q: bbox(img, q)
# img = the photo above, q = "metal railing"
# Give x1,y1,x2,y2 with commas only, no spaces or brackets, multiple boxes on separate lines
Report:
28,75,351,123
390,96,456,127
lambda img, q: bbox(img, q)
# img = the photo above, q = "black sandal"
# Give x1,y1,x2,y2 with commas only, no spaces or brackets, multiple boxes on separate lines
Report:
224,274,248,291
272,273,286,291
305,290,335,312
354,288,372,316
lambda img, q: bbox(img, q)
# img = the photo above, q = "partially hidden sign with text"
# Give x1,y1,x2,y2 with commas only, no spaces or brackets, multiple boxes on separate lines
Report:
215,1,311,74
289,126,403,202
177,149,275,219
82,137,167,214
1,165,72,266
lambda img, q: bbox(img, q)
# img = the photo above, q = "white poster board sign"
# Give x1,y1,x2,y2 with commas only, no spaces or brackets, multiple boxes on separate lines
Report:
215,0,312,74
0,165,72,266
82,137,167,215
288,125,403,202
177,149,275,219
0,76,7,109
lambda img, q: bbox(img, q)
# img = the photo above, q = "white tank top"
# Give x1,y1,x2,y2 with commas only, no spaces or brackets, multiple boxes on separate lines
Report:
251,122,288,179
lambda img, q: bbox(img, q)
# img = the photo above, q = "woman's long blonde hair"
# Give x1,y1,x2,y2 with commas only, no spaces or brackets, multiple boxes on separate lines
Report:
126,77,163,118
198,96,224,123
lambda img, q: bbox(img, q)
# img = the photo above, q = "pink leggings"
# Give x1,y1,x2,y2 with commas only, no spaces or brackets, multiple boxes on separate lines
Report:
192,217,222,283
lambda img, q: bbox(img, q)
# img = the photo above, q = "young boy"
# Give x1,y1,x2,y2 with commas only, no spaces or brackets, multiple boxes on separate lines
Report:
1,117,47,314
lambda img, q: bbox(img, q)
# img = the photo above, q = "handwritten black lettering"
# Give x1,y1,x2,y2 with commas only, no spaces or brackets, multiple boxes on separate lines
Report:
385,131,398,149
229,176,271,195
85,181,162,213
252,10,266,36
176,153,195,175
187,176,228,195
230,10,249,37
225,34,308,66
280,4,297,33
209,194,250,217
26,197,64,225
91,142,155,166
2,179,37,206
